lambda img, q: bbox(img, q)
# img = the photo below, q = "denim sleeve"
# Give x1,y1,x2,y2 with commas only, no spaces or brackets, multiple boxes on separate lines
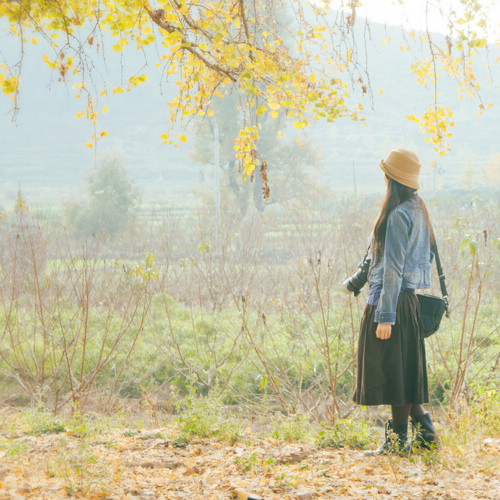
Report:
374,207,411,324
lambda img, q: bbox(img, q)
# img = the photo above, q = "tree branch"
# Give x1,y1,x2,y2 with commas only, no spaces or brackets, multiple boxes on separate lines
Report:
145,6,237,82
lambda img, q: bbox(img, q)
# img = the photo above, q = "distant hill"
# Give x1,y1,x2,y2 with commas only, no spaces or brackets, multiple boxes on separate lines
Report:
0,16,499,207
309,18,500,192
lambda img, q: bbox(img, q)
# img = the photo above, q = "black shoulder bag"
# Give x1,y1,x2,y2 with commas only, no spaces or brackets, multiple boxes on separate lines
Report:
417,240,450,338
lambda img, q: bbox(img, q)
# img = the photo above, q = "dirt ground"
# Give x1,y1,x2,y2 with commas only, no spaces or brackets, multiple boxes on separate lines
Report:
0,423,498,499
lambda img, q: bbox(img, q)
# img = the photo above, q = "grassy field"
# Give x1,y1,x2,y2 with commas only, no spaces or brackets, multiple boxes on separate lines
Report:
0,189,498,421
0,187,498,498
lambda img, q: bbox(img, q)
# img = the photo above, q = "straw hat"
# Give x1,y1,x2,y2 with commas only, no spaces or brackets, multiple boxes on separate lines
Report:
379,148,421,190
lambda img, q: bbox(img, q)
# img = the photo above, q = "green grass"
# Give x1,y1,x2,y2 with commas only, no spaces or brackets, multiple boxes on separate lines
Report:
0,191,498,419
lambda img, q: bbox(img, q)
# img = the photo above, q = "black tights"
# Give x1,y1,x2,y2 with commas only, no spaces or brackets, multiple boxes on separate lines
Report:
392,404,426,424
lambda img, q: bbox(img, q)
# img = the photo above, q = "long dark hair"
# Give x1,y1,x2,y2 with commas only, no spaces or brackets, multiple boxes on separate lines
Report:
372,175,435,255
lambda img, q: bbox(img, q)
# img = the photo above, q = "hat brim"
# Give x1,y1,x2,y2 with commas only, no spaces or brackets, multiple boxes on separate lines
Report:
380,160,420,190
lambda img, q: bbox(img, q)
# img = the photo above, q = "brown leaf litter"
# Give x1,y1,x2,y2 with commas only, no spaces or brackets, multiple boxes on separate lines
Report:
0,425,498,499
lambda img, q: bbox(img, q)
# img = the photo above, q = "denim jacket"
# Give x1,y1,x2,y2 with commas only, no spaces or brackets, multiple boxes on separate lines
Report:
368,195,433,324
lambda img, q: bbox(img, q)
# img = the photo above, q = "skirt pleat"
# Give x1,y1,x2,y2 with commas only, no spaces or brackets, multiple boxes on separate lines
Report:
353,291,429,406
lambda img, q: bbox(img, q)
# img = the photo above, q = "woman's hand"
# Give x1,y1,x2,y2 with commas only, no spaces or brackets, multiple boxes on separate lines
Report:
376,323,392,340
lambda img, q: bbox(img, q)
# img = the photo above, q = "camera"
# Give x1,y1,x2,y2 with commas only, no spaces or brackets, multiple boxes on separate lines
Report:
344,253,371,296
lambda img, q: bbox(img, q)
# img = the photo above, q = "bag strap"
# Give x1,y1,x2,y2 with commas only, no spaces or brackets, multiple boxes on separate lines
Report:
430,239,450,317
424,197,450,317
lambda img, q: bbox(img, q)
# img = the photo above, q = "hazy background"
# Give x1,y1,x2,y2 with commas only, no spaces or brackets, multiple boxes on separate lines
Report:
1,16,499,211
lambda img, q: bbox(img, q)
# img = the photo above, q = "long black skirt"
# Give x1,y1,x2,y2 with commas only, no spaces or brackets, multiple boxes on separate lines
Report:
353,291,429,406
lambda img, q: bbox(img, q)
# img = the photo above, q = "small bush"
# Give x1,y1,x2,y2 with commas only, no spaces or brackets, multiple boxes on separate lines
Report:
271,412,312,442
316,418,374,450
174,387,242,444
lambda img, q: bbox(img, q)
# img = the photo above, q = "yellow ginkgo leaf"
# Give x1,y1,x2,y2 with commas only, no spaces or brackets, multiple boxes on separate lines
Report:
43,54,55,69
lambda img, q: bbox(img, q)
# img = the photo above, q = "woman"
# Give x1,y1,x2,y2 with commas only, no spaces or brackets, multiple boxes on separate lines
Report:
350,148,439,455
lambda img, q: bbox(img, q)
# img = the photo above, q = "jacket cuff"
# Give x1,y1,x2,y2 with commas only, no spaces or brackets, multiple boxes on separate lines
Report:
374,310,396,325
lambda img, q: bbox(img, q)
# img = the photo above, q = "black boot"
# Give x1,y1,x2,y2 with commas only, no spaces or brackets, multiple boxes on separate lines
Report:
365,420,409,456
411,413,439,450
